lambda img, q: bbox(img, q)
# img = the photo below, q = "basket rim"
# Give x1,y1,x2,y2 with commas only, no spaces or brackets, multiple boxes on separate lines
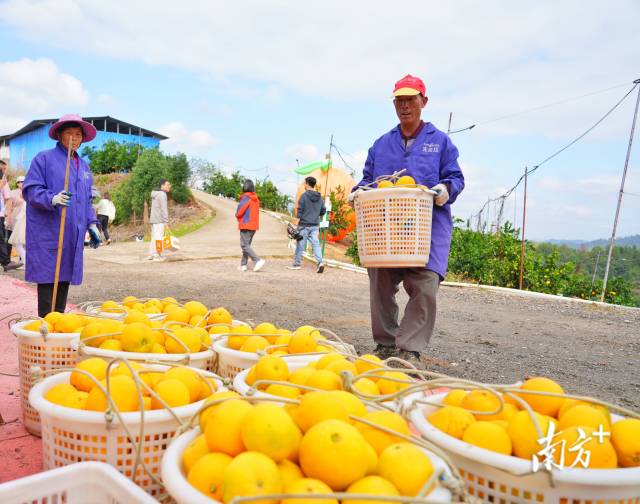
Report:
30,368,224,425
213,337,337,362
12,319,82,341
0,461,158,503
72,339,215,362
408,392,640,485
357,186,438,196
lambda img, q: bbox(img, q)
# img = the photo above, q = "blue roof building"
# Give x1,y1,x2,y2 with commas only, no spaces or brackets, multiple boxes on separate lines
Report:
0,116,168,171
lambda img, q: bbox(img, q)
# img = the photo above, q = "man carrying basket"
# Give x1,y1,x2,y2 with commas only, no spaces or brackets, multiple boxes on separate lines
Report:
350,74,465,368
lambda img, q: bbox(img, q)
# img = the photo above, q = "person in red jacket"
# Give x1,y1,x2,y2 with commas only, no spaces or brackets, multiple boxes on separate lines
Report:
235,179,265,272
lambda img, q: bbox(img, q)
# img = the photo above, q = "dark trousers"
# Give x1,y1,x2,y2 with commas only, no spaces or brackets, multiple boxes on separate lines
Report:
6,229,12,260
368,268,440,352
240,230,260,266
0,217,9,266
37,282,70,318
97,214,110,241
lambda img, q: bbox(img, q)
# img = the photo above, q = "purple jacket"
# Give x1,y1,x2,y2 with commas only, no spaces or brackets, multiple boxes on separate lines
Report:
22,143,97,285
355,122,465,278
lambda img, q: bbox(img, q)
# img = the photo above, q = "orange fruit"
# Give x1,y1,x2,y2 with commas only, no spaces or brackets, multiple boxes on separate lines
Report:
377,443,433,496
299,419,369,490
517,377,565,417
70,357,108,392
165,306,191,324
462,421,512,455
152,378,190,409
182,433,210,474
611,418,640,467
241,403,303,462
161,367,203,402
120,322,155,353
124,309,152,327
85,375,140,412
222,451,282,504
183,300,208,318
282,478,337,504
188,452,232,500
552,426,617,469
355,411,411,455
427,406,476,439
204,399,253,455
461,389,504,421
207,307,233,325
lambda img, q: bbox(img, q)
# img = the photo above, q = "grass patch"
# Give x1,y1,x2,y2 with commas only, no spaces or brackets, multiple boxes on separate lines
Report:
170,210,215,238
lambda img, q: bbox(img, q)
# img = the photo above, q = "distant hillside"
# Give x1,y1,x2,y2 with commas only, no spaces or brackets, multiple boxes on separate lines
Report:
544,235,640,249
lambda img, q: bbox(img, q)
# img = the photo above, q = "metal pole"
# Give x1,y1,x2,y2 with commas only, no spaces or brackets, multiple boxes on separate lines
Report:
590,249,602,294
447,112,453,134
519,167,528,290
320,134,333,260
600,80,640,302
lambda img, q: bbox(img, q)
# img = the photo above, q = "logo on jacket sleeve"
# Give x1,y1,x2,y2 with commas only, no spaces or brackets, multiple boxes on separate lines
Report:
422,142,440,153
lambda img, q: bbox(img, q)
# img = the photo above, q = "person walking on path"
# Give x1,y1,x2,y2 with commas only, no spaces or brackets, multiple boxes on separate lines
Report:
288,176,326,273
350,74,465,368
22,114,102,317
95,192,116,244
235,179,265,272
7,176,26,268
0,162,21,272
148,179,171,262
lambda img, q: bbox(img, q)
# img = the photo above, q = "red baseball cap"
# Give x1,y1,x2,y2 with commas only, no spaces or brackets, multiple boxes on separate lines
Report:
393,74,426,97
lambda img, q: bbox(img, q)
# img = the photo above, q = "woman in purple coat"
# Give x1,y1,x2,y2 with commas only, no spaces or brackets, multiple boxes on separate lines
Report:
22,114,102,317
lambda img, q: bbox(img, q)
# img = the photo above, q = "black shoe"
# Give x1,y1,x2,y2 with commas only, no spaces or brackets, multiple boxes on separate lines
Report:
373,344,396,360
317,262,325,273
396,349,425,369
3,261,21,272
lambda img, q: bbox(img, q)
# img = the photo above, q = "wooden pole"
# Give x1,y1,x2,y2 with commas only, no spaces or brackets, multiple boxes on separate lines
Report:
51,139,74,311
519,167,528,290
600,80,640,302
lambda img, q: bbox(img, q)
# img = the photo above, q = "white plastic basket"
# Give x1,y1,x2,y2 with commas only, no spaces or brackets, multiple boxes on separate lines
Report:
11,320,80,436
234,365,432,412
408,393,640,503
0,461,158,503
73,318,248,373
74,341,217,372
162,428,453,504
29,367,224,498
213,337,353,379
354,187,435,267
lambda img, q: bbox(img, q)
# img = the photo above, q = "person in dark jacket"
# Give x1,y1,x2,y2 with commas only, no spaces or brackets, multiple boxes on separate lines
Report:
288,176,326,273
235,179,265,272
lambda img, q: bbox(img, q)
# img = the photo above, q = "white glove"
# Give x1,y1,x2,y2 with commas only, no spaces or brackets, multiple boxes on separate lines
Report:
432,183,449,206
348,189,363,204
52,190,72,207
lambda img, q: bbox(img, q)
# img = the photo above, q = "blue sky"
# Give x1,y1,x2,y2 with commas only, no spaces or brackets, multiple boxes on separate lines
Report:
1,0,639,241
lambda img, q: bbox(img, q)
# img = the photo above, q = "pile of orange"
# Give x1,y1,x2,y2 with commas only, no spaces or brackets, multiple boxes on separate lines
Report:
44,358,217,412
427,376,640,469
243,353,413,400
183,393,438,502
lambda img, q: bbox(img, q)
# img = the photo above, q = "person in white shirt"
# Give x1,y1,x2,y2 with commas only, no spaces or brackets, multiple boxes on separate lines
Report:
95,192,116,244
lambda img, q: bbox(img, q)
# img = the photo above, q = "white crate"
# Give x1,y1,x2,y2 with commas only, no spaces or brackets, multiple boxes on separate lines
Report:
0,461,158,503
354,187,435,268
29,367,224,498
11,320,80,436
408,393,640,503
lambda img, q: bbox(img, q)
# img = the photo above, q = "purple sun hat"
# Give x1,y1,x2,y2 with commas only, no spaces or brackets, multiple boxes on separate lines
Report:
48,113,97,142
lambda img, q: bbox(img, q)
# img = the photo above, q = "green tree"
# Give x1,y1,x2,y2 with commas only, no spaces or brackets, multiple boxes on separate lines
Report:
203,170,244,198
255,178,292,213
81,140,145,174
165,153,192,204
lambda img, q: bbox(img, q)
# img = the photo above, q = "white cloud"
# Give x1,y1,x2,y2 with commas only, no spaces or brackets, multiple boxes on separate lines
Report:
2,1,638,140
0,57,89,133
560,205,593,218
158,121,217,155
285,144,320,165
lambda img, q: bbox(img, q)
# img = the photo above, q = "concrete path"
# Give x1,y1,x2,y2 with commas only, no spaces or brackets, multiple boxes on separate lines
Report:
89,190,292,265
